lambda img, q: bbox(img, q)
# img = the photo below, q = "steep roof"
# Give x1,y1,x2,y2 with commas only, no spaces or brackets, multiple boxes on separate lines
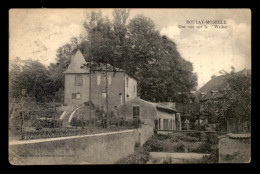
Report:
196,75,227,101
153,102,178,113
196,69,251,101
64,50,89,74
125,98,178,113
64,49,125,74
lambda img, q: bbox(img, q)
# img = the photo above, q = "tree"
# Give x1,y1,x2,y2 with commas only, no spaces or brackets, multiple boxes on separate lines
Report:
46,10,198,104
214,68,251,132
125,15,197,101
9,59,51,102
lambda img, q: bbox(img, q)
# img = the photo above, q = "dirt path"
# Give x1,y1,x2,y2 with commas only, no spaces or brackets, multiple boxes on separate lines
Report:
148,152,210,163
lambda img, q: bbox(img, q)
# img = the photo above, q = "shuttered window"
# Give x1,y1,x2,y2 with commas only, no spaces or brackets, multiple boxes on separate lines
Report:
72,93,81,99
163,119,169,130
133,106,140,118
75,74,83,86
108,75,112,85
102,92,106,99
97,75,101,85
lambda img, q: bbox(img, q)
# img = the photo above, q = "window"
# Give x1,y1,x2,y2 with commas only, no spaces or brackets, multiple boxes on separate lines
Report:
102,92,106,99
108,75,112,85
75,74,83,86
158,118,161,130
97,75,101,85
133,106,140,118
72,93,81,99
163,119,169,130
126,76,129,88
134,85,136,92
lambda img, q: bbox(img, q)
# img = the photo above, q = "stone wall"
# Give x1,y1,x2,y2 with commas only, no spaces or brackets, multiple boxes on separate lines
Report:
218,134,251,163
9,130,138,165
9,126,155,165
137,124,154,146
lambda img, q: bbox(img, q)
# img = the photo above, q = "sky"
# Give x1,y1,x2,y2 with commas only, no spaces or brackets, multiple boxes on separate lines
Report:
9,8,251,89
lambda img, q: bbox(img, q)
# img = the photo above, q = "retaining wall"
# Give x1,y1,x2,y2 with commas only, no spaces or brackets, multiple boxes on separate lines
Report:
9,125,154,165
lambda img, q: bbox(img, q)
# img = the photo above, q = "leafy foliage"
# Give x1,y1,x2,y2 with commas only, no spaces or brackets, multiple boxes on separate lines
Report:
9,9,198,108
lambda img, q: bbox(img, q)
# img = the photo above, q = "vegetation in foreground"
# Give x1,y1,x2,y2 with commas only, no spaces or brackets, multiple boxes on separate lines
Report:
117,132,219,164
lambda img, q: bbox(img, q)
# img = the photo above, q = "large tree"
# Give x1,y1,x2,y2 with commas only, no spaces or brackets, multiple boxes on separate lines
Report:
48,9,198,103
216,69,251,130
9,59,51,102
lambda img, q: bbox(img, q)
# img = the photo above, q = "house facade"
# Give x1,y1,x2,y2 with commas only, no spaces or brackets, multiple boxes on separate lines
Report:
117,97,181,130
64,50,137,111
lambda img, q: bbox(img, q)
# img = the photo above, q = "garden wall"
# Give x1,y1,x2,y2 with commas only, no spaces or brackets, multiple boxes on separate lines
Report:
137,124,154,146
9,126,154,165
218,134,251,163
9,130,138,165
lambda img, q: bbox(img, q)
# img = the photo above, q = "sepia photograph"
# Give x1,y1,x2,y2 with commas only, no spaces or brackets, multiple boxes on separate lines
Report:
9,8,251,165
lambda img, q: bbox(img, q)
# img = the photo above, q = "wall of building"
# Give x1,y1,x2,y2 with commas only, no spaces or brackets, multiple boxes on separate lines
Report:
157,110,176,130
64,73,89,105
90,71,125,111
64,71,138,112
117,97,157,126
218,135,251,163
125,74,137,102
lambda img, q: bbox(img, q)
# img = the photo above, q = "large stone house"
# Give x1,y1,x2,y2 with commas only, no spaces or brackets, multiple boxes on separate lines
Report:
62,49,181,130
63,50,137,111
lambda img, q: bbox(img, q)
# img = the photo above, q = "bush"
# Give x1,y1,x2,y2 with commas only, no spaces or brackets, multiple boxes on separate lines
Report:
117,147,151,164
205,133,218,144
192,142,212,153
200,147,219,163
174,143,185,152
70,117,86,127
143,138,165,152
109,117,122,126
33,117,62,128
186,132,201,139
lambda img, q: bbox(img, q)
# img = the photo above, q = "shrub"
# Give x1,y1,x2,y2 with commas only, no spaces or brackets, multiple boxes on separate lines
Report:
109,117,122,126
205,133,218,144
186,132,201,139
143,138,165,152
174,143,185,152
117,147,151,164
33,118,62,128
70,117,85,127
200,147,219,163
192,142,212,153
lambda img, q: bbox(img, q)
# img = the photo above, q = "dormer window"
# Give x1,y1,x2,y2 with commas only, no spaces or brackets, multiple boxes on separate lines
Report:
201,92,207,98
211,90,218,97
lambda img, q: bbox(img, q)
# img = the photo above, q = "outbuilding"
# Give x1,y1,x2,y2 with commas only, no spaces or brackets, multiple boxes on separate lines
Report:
117,97,181,131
